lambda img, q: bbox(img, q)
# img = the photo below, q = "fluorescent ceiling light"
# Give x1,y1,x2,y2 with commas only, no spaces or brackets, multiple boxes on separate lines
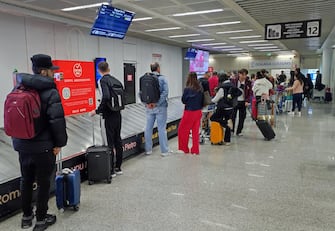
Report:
173,9,223,17
253,46,278,49
187,38,215,42
236,56,252,60
239,40,268,44
216,29,253,34
145,27,181,32
278,54,294,58
248,44,274,47
198,21,241,28
201,42,227,46
259,49,281,52
221,48,244,51
132,17,153,22
229,35,262,40
213,45,236,49
61,2,108,11
229,50,247,53
169,34,200,38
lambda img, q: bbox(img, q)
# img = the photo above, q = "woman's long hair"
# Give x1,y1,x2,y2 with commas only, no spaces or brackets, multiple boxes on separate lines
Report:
186,72,201,91
295,73,304,85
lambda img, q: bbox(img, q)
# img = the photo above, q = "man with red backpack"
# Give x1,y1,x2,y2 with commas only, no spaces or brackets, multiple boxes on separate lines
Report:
5,54,67,231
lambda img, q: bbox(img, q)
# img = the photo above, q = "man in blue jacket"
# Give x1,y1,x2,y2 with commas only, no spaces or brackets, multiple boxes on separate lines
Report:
144,62,172,156
12,54,67,231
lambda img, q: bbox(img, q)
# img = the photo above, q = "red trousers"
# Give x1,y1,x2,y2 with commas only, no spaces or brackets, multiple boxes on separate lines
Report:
178,110,202,154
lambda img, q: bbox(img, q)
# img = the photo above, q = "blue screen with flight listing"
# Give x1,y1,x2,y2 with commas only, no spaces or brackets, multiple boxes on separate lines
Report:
90,4,135,39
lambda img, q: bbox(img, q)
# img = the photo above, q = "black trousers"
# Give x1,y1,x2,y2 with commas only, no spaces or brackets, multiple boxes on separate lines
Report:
232,101,247,135
19,150,55,221
210,107,233,142
104,111,123,170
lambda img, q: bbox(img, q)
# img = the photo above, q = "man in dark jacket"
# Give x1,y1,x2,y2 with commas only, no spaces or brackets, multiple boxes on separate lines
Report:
231,68,252,136
89,61,124,176
12,54,67,231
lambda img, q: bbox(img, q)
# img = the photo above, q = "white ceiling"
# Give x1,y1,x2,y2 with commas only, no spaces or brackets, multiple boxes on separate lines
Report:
1,0,335,56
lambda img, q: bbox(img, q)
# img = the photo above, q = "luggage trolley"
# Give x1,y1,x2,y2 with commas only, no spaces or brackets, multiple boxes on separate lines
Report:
199,103,215,144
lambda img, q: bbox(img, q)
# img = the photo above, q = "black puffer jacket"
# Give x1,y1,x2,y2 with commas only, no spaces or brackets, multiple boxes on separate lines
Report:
12,73,68,153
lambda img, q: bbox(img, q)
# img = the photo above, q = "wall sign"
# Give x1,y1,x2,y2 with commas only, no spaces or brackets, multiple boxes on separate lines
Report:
265,19,321,40
250,59,292,69
53,60,96,116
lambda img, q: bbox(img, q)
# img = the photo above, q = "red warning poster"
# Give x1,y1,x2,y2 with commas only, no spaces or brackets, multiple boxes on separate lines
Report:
53,60,96,116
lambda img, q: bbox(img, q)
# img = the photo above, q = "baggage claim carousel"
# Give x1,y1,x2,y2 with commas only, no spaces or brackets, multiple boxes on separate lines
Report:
0,97,183,219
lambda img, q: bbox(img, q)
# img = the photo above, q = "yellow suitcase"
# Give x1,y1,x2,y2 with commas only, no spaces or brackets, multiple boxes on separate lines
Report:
210,121,224,145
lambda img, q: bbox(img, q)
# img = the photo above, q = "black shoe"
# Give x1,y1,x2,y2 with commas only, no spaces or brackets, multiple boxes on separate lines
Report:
33,214,56,231
21,214,34,229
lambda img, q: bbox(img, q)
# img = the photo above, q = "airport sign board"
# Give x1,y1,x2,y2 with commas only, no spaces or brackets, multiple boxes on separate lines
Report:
265,19,321,40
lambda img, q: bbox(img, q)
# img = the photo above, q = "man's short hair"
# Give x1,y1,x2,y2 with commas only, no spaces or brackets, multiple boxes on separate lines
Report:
150,62,160,72
98,61,109,72
238,68,248,75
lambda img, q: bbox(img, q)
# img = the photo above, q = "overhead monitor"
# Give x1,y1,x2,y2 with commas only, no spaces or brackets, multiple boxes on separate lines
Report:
189,50,209,73
90,4,135,39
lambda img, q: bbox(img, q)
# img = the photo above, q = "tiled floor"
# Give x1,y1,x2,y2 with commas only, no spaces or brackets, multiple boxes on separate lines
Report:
1,102,335,231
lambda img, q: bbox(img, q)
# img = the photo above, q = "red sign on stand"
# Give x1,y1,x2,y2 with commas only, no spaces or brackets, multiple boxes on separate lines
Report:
53,60,96,116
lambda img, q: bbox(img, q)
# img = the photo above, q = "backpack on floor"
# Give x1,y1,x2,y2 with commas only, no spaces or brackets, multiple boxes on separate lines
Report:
4,85,42,139
139,73,160,104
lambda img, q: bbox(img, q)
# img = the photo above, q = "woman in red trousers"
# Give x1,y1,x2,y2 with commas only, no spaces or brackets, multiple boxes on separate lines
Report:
178,72,204,155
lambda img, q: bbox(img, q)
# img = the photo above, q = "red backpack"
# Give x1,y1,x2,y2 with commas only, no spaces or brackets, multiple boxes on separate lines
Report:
4,85,41,139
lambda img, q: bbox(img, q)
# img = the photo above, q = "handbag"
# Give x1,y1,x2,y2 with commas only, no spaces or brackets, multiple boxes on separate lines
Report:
203,90,212,106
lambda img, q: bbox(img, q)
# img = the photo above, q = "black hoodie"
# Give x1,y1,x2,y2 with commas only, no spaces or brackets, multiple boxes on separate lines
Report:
12,73,68,153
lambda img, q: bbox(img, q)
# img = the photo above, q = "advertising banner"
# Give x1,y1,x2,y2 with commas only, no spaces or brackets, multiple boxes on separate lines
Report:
53,60,96,116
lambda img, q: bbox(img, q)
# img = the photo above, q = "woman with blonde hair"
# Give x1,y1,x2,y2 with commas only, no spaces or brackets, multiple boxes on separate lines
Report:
177,72,203,155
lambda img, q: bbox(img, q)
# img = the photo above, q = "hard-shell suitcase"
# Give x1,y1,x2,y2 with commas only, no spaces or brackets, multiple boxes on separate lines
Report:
86,146,111,185
55,153,81,212
210,121,224,145
86,116,112,185
255,120,275,141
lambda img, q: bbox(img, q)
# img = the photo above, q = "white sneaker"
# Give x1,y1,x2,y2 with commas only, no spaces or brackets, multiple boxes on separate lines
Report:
288,112,295,116
176,150,185,154
145,151,152,155
161,150,173,157
223,142,231,146
227,119,233,130
297,112,301,117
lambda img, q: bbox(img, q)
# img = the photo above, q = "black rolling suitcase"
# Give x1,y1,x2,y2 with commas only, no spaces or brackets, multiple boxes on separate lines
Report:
86,117,112,185
255,120,275,141
248,108,275,141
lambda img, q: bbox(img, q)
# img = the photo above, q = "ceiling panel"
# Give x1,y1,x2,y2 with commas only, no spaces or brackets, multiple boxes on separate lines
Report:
1,0,335,56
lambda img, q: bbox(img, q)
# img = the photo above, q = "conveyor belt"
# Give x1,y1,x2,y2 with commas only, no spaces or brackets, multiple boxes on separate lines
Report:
0,97,183,183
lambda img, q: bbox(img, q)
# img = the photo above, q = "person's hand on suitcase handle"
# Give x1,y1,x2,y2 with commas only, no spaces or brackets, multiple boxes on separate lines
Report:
53,147,61,155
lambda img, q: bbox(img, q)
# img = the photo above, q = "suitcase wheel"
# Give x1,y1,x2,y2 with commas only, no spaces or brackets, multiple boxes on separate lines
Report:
107,179,112,184
88,181,94,185
73,205,79,211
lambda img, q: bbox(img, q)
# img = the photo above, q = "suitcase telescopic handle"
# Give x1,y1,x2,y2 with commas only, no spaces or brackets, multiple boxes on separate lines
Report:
92,116,95,146
57,150,62,174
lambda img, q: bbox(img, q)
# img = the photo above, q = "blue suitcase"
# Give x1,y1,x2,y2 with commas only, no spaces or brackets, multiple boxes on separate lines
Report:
55,153,81,212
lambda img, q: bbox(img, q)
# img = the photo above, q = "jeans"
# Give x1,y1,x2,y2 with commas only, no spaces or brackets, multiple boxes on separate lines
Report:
292,93,303,112
19,150,55,221
145,106,169,153
104,112,123,170
178,110,202,154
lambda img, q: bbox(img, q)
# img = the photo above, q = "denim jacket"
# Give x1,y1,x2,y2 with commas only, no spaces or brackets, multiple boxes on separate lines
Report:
153,71,169,107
